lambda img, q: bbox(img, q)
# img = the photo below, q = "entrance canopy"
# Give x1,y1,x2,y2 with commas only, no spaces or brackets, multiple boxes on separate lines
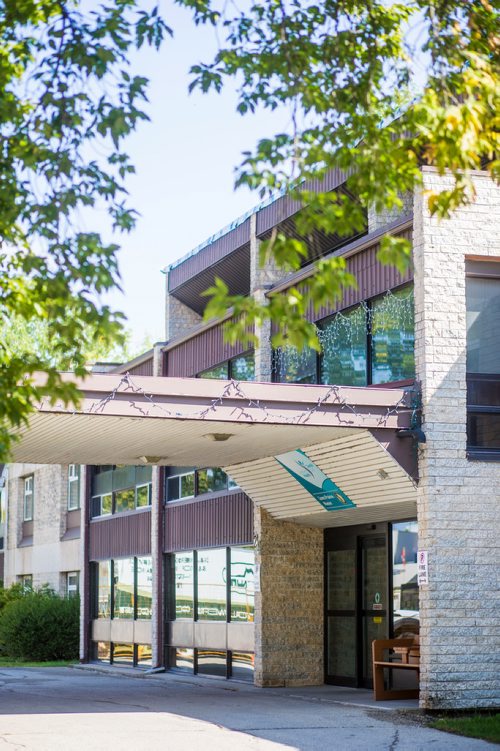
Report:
14,373,418,527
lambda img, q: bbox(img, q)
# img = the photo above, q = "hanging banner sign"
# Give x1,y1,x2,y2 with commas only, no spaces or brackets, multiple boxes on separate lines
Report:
275,449,356,511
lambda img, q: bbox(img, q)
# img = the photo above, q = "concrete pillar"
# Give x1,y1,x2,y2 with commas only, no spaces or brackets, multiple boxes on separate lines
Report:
79,466,90,662
254,507,324,687
413,168,500,709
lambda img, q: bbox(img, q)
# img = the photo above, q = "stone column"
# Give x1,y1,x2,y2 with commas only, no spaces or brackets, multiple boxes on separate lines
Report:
254,508,324,687
164,270,202,341
413,168,500,709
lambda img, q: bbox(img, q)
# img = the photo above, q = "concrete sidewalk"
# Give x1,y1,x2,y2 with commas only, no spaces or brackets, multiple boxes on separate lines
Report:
0,666,495,750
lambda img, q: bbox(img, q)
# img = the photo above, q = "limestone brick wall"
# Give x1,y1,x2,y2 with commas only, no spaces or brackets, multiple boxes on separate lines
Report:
367,191,413,233
254,507,324,687
413,168,500,709
164,270,202,341
5,463,80,593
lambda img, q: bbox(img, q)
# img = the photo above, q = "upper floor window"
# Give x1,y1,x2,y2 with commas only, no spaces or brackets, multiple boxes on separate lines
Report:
198,351,255,381
90,465,152,519
275,286,414,387
166,467,237,502
23,476,34,521
466,266,500,457
68,465,81,511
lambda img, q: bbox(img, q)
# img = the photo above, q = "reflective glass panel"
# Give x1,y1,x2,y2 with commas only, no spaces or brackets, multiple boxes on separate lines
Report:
94,641,111,663
197,649,227,677
467,413,500,449
171,647,194,672
327,616,356,678
167,476,180,501
112,642,134,665
230,352,255,381
231,652,254,682
115,488,135,513
136,557,153,619
466,277,500,373
230,547,255,623
96,561,111,618
371,287,415,384
320,306,367,386
175,552,194,619
199,363,229,379
180,473,195,498
136,644,152,667
197,468,228,495
274,345,317,384
392,521,419,637
136,484,151,507
113,558,135,619
197,548,227,621
327,549,356,611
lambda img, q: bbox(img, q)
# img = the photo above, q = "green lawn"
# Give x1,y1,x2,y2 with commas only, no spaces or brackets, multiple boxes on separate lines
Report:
431,714,500,744
0,658,77,668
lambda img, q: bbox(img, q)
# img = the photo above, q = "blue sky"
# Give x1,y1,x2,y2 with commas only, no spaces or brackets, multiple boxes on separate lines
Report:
104,2,288,349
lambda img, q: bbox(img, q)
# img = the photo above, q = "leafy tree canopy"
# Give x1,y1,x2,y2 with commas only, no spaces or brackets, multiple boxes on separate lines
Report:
177,0,499,350
0,0,169,459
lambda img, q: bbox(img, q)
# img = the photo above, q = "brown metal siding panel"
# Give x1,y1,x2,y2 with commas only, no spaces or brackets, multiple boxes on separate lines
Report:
168,220,251,289
167,319,255,377
164,492,254,552
89,511,151,560
128,359,154,377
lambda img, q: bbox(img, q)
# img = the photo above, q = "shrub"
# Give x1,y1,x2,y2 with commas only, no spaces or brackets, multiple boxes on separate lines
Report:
0,582,25,616
0,589,79,661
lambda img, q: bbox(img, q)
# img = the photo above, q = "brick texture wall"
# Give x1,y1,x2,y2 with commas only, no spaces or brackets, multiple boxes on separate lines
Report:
413,169,500,709
254,507,324,686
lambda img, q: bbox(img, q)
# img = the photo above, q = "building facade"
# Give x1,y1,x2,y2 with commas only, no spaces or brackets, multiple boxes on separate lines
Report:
4,167,499,710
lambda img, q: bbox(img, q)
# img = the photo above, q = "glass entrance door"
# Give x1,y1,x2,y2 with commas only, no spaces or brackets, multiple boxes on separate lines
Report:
325,527,388,687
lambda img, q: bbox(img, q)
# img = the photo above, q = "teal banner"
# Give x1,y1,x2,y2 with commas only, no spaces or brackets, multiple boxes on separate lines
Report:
275,449,356,511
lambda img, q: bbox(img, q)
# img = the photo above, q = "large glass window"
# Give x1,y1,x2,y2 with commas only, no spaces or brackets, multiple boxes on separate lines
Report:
320,305,367,386
466,274,500,453
197,548,227,621
23,475,34,521
136,557,153,619
392,521,419,638
67,465,80,510
166,468,237,502
174,552,194,619
91,493,112,518
371,287,415,385
90,465,152,518
230,547,255,623
113,558,135,619
274,344,317,384
96,561,111,619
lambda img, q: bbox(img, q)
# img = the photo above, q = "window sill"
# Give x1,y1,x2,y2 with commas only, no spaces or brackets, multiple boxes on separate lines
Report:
467,449,500,462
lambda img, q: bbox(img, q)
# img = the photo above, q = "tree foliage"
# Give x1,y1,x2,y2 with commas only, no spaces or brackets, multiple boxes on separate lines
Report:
178,0,499,350
0,0,170,460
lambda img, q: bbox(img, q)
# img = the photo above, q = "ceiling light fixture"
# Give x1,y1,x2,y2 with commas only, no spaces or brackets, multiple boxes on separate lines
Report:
203,433,234,442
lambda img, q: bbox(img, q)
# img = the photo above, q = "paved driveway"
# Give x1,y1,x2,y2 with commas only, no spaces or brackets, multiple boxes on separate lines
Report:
0,667,494,750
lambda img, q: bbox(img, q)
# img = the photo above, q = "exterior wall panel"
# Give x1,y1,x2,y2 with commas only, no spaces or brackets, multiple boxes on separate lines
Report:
167,320,254,377
164,492,253,552
89,510,151,560
128,359,154,377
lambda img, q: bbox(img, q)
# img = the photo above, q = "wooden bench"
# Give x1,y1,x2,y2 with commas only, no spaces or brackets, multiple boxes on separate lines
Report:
372,638,420,701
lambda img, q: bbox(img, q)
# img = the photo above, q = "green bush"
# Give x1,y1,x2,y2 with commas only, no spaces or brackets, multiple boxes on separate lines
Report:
0,589,79,661
0,582,25,615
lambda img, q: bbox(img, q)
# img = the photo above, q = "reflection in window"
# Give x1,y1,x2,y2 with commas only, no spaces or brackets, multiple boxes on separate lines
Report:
136,484,151,507
115,488,135,514
199,363,229,379
392,521,419,637
197,468,229,495
371,288,415,384
112,642,134,665
113,558,135,619
231,352,255,381
274,344,317,384
91,493,112,518
136,557,153,619
136,644,152,667
197,548,227,621
231,652,254,682
320,306,367,386
68,465,80,510
197,649,227,677
23,475,34,521
97,561,111,619
230,547,255,623
170,647,194,671
175,552,194,619
94,641,111,663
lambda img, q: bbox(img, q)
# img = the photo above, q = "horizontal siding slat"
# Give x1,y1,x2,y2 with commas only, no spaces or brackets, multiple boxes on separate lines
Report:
128,359,154,377
89,511,151,560
164,492,253,551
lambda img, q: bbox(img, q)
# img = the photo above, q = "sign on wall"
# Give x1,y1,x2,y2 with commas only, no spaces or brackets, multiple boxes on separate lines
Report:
417,550,429,585
275,449,356,511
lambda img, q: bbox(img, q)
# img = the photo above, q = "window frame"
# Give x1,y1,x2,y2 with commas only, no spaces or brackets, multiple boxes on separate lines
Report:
67,464,81,511
165,468,238,503
66,571,80,598
23,475,34,521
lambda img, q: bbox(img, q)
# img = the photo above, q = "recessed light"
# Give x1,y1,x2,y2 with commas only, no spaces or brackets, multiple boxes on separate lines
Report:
203,433,234,442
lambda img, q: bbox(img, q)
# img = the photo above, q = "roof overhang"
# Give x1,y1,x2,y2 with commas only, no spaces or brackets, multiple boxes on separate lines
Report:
13,373,418,527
